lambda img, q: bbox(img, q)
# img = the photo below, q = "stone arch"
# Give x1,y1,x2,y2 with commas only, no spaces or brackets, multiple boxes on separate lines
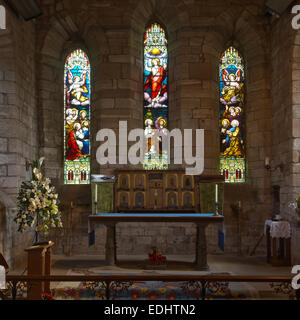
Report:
193,7,272,255
129,0,190,33
37,15,108,182
127,0,192,145
211,8,271,180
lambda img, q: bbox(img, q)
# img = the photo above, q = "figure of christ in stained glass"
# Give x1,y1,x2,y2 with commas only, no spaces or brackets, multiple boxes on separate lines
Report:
143,23,169,170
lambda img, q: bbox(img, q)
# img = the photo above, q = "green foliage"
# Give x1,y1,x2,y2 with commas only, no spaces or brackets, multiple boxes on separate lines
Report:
296,196,300,209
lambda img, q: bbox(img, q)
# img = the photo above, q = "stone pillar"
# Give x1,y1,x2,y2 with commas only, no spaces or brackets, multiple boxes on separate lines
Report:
195,223,209,271
105,223,117,266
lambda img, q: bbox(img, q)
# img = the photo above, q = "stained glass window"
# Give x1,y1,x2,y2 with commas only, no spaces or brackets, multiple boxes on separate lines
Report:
64,49,91,185
219,47,246,183
143,23,168,170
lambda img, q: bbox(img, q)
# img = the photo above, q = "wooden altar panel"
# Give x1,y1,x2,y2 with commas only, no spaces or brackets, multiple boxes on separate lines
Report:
134,174,146,189
166,173,178,189
118,173,130,190
166,191,178,209
134,191,146,209
118,191,131,209
114,170,224,213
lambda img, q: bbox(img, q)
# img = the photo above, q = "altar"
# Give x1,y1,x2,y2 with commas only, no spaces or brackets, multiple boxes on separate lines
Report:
88,170,225,271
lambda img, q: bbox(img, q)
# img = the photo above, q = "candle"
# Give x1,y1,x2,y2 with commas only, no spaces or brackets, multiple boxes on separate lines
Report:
215,184,218,203
95,184,98,203
265,157,270,168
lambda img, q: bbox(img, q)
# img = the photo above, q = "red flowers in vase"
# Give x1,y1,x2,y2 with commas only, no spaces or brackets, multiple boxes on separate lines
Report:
149,247,166,265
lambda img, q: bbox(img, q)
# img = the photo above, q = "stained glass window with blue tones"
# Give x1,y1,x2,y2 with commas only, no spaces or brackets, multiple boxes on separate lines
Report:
219,47,246,183
64,49,91,184
143,23,169,170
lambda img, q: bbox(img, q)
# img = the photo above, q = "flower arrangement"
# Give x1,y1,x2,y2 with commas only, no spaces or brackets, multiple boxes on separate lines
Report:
14,158,63,242
148,247,166,265
42,293,54,300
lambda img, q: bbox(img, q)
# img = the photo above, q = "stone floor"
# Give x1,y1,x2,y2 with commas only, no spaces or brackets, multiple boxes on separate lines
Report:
50,253,292,275
45,254,293,300
9,253,293,299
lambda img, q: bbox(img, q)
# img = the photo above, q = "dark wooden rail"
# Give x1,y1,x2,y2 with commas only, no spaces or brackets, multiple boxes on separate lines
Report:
5,274,294,282
2,274,299,300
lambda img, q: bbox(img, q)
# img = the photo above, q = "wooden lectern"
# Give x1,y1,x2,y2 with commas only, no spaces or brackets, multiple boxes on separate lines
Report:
25,241,54,300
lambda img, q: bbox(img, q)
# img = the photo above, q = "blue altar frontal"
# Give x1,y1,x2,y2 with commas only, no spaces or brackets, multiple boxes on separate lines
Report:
89,212,223,223
95,213,216,217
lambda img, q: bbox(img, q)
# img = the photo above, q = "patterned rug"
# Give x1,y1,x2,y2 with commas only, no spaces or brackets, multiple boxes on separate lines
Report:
51,280,252,300
50,269,255,300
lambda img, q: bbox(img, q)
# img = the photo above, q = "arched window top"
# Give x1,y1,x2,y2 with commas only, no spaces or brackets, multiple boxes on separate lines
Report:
220,47,244,71
64,49,91,185
144,22,168,43
143,23,169,170
219,46,246,183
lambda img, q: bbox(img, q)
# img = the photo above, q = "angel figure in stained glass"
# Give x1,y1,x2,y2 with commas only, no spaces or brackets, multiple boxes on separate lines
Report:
220,69,244,106
67,71,90,106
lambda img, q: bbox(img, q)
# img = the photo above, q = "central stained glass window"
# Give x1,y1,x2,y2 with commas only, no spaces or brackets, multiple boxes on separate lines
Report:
143,23,168,170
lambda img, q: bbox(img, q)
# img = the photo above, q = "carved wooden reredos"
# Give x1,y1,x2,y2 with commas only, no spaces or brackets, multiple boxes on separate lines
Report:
114,170,224,213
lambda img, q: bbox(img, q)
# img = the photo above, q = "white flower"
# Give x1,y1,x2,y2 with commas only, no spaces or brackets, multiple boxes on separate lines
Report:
39,157,45,166
30,199,36,208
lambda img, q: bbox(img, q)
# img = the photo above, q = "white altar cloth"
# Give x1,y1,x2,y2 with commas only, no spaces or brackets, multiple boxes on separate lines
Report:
264,220,291,239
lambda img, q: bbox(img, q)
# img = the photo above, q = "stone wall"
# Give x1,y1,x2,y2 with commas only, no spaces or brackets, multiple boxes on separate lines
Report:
270,1,300,265
0,3,38,269
34,0,274,260
4,0,300,267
